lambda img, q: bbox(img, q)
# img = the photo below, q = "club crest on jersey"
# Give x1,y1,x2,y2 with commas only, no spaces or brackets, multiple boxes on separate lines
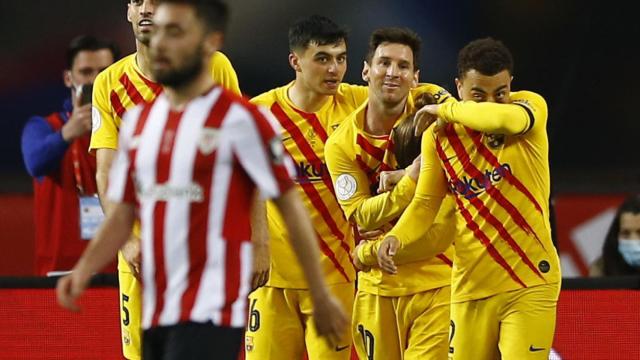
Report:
486,133,505,149
198,127,219,155
245,336,254,352
335,174,357,201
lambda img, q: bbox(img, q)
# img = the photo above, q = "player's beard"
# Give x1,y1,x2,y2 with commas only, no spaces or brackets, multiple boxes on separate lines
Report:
154,45,204,89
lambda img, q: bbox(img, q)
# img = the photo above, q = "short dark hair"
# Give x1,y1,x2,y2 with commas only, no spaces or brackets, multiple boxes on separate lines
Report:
66,35,120,69
157,0,229,33
288,15,348,52
457,37,513,79
365,27,421,71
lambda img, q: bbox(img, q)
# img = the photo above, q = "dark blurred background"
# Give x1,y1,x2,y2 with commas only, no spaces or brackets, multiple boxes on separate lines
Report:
1,0,638,193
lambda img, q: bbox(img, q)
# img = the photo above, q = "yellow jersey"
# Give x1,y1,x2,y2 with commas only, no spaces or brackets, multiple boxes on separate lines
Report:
388,90,561,303
325,83,455,297
90,51,240,151
90,51,240,272
251,82,368,288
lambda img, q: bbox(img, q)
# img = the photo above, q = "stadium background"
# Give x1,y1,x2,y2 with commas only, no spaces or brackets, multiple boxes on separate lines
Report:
0,0,638,359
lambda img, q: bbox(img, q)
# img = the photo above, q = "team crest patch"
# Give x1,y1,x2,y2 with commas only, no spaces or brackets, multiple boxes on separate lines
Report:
198,127,219,155
245,336,254,352
335,174,357,201
91,106,101,133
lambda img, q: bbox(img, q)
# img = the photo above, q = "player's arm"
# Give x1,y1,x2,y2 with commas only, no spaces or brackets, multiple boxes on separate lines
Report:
21,115,70,178
356,195,455,266
375,130,449,273
324,137,418,231
250,192,270,291
420,91,547,136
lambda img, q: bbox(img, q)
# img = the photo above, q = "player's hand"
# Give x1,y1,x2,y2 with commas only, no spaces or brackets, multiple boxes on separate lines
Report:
311,290,348,348
251,241,270,291
122,236,141,280
377,235,400,274
56,268,92,312
352,240,371,272
357,225,384,240
405,155,422,183
413,104,439,136
61,89,92,142
377,169,405,193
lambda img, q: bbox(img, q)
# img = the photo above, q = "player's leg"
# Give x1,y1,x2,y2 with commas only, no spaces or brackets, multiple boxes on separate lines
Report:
398,285,451,360
351,290,402,360
449,296,500,360
118,252,142,360
244,286,305,359
301,282,355,360
497,283,560,360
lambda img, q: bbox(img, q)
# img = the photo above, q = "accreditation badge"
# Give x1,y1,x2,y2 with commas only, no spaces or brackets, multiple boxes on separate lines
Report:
79,195,105,240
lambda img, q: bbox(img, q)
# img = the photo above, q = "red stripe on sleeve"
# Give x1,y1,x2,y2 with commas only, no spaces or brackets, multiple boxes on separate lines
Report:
436,254,454,267
109,91,126,119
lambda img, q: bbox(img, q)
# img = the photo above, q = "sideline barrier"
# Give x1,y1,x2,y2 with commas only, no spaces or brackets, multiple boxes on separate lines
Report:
0,276,638,359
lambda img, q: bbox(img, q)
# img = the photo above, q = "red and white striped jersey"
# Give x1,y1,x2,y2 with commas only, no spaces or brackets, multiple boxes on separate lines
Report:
107,86,294,329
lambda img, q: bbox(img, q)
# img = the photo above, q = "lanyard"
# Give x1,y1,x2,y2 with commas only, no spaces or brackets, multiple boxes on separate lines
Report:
62,111,86,195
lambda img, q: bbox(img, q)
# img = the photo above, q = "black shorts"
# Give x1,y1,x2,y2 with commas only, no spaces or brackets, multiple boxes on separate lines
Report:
143,321,243,360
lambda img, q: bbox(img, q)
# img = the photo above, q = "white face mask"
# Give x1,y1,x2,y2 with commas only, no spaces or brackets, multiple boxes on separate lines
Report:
618,239,640,267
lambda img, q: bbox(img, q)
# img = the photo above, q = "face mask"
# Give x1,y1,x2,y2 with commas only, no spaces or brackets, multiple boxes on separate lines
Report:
618,239,640,267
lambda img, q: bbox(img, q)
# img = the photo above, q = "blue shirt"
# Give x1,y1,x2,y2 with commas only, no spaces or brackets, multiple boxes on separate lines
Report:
21,99,73,179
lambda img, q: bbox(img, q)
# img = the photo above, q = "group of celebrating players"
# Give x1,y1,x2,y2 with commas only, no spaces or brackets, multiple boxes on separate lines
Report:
56,0,561,359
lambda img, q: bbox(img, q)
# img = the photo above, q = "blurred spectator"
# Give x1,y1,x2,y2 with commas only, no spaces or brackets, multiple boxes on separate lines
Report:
21,35,119,276
590,194,640,276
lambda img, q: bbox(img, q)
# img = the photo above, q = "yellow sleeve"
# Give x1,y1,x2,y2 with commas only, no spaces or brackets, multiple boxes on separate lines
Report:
89,69,119,152
356,195,456,266
386,128,448,250
324,135,417,231
436,91,547,136
210,51,241,95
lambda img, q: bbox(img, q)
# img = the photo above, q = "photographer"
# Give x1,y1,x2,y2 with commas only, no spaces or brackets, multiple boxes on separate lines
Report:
21,35,119,276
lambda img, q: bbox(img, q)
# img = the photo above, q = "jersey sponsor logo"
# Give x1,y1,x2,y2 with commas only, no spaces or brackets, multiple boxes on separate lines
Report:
91,106,102,133
335,174,357,201
198,127,219,155
295,161,330,184
136,182,204,202
448,163,512,199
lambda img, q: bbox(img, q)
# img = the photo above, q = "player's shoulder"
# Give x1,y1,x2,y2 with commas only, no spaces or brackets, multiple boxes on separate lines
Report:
95,53,136,84
335,83,368,105
510,90,547,110
211,51,232,66
250,85,286,107
327,103,362,147
412,82,452,104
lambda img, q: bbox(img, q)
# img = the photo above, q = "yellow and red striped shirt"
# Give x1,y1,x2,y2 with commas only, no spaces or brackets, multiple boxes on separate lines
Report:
388,90,561,303
325,84,455,297
90,51,240,152
252,82,368,288
89,51,240,272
